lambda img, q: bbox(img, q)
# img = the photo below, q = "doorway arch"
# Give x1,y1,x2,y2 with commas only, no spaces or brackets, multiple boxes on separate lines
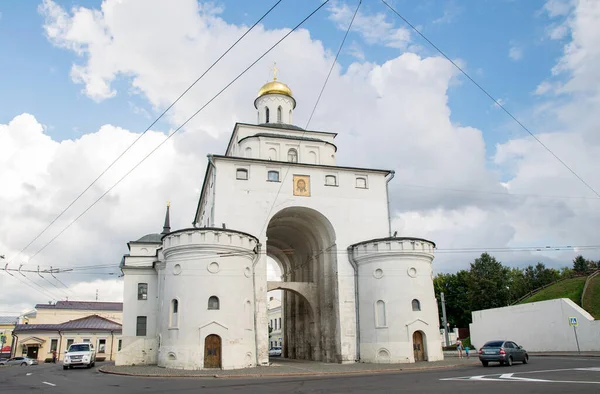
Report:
412,331,427,361
204,334,222,368
266,206,339,362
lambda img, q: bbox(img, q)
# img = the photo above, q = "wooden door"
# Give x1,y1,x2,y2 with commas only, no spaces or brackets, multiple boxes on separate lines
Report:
204,335,221,368
412,331,425,361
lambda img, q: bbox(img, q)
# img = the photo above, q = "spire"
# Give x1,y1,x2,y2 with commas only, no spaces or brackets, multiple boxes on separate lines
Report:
161,201,171,235
271,62,279,81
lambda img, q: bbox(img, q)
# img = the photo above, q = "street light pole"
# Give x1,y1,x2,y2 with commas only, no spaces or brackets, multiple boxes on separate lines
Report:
441,292,450,347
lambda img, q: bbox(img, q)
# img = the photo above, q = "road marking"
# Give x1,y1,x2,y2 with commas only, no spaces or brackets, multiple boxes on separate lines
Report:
441,367,600,384
42,382,56,387
26,372,32,376
575,368,600,372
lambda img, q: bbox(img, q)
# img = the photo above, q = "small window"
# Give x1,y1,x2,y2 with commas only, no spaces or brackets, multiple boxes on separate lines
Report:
325,175,337,186
171,299,179,328
208,296,220,310
138,283,148,300
236,168,248,180
277,106,282,123
98,339,106,353
136,316,147,336
279,317,281,329
268,170,279,182
376,300,387,327
356,177,367,188
412,299,421,311
83,338,91,343
50,339,58,352
117,339,122,352
289,109,292,123
265,107,270,123
287,149,298,163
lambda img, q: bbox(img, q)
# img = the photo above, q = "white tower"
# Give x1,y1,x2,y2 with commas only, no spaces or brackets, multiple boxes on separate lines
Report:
254,64,296,125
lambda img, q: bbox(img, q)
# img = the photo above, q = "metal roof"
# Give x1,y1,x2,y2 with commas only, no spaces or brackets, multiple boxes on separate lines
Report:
14,315,122,333
0,316,18,325
132,233,163,243
35,301,123,311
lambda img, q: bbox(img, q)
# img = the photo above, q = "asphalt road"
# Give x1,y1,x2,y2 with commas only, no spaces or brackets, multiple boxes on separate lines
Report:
1,357,599,393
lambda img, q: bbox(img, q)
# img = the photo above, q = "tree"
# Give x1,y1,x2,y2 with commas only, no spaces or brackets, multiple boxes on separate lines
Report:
468,253,510,311
572,255,589,274
434,270,471,328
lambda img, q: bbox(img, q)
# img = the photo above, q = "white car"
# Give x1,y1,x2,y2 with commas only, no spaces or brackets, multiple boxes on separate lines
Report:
269,347,282,357
63,343,96,369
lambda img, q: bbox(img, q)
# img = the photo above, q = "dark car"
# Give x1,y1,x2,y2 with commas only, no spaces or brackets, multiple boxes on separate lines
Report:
478,340,529,367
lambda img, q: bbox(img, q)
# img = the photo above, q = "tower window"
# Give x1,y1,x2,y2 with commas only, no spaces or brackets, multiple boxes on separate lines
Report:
325,175,337,186
136,316,147,336
267,170,280,182
138,283,148,300
208,296,220,310
171,299,179,328
412,299,421,311
265,107,270,123
277,106,282,123
356,177,367,189
376,300,387,327
236,169,248,180
287,148,298,163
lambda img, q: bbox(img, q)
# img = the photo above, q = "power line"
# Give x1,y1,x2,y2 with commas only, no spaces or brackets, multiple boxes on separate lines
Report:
380,0,600,200
6,0,285,265
257,0,361,239
21,0,331,264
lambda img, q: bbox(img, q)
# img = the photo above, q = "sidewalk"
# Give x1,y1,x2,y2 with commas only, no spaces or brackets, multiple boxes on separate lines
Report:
530,351,600,357
99,357,479,378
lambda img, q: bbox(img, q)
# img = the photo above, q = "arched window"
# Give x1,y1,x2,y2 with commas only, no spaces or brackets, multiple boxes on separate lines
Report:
308,151,317,164
376,300,387,327
268,148,277,160
412,299,421,311
356,177,367,188
289,109,292,123
245,147,252,158
265,107,270,123
171,299,179,327
277,106,282,123
208,296,220,310
236,168,248,180
267,170,279,182
287,148,298,163
325,175,337,186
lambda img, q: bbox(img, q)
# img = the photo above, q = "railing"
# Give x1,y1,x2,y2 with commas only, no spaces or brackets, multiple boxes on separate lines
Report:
581,269,600,306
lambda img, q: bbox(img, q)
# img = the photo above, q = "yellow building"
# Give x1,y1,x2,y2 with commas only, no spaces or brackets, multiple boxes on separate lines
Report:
12,301,122,361
0,316,18,357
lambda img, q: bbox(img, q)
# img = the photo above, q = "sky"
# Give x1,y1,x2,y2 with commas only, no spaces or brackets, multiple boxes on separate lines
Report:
1,0,600,314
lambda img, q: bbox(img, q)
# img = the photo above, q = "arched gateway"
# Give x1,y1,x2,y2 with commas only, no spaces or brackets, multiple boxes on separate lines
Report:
116,73,444,370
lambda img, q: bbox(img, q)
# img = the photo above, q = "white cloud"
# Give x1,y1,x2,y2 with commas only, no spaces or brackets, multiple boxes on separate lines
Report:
2,0,600,313
508,44,523,61
327,1,411,49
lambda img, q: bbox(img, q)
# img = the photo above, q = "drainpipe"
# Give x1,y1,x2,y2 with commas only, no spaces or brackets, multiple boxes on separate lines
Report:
347,246,360,362
58,331,63,361
251,243,263,366
110,331,114,361
385,171,395,237
208,155,217,227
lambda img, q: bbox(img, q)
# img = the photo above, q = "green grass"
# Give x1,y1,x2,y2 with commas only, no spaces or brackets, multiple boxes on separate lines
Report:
520,277,587,306
582,275,600,319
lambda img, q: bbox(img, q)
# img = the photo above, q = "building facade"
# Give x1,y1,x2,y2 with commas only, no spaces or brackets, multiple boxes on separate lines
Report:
11,301,122,361
268,297,282,349
0,316,18,357
117,76,443,370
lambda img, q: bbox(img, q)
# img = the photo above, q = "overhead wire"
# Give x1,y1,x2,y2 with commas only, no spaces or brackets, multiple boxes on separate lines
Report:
6,0,285,265
21,0,331,265
380,0,600,199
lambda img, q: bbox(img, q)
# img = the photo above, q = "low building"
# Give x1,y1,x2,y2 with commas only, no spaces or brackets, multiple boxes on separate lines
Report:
13,315,122,361
268,297,283,349
11,301,123,361
0,316,18,357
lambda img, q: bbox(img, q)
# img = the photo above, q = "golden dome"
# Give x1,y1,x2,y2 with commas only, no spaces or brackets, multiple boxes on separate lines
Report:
257,80,293,98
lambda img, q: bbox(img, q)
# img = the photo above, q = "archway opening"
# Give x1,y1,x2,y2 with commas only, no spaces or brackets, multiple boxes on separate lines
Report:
266,206,339,362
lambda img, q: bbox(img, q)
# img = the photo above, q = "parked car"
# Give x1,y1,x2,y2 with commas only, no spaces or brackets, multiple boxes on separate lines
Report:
5,357,38,366
478,340,529,367
268,347,282,357
63,343,96,369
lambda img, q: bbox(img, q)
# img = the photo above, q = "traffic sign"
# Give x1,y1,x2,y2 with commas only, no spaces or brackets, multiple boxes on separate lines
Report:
569,317,578,327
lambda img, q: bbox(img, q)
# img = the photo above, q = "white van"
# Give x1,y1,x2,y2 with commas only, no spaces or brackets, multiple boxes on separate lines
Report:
63,343,96,369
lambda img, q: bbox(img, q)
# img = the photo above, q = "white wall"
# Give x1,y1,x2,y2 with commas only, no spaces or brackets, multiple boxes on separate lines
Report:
470,298,600,352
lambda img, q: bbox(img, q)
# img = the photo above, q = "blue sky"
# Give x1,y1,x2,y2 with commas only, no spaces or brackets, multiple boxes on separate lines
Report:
0,0,566,148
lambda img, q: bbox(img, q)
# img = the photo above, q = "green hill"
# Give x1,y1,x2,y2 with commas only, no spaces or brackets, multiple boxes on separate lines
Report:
582,275,600,319
520,277,587,306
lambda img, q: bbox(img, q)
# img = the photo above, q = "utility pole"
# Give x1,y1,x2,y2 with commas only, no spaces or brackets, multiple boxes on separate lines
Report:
440,292,450,347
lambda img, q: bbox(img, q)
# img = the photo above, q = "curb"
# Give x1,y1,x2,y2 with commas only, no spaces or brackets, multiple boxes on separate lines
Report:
98,361,479,379
529,353,600,358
